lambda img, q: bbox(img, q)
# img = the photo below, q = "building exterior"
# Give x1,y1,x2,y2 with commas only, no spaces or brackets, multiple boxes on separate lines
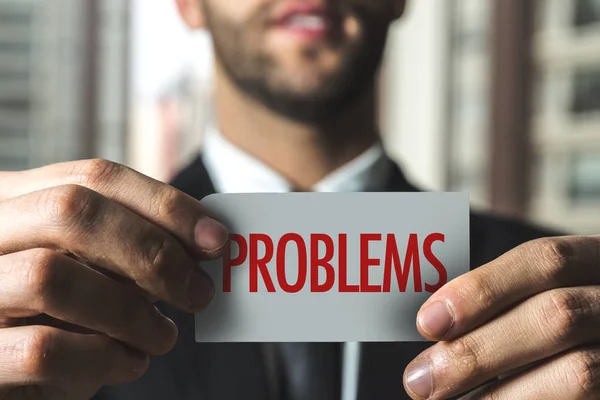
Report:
0,0,131,171
531,0,600,233
390,0,600,234
0,0,36,171
445,0,493,207
137,0,598,235
383,0,493,208
4,0,594,233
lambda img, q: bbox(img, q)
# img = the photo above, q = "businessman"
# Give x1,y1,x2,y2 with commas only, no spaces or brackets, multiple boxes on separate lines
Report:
0,0,599,399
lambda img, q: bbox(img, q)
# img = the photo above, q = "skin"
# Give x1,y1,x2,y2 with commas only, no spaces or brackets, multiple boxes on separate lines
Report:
0,161,229,399
176,1,600,399
0,1,598,400
176,0,406,189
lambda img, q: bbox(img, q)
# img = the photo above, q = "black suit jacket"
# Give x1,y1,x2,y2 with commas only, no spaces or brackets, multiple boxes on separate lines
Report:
94,156,558,400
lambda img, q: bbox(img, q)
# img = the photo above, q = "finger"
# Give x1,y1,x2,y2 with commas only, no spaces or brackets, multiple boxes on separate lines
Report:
416,236,600,341
459,346,600,400
0,249,178,355
0,159,229,258
0,185,216,312
404,286,600,400
0,326,149,389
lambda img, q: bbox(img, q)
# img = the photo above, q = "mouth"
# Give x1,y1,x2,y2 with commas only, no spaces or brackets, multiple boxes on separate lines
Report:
271,3,332,40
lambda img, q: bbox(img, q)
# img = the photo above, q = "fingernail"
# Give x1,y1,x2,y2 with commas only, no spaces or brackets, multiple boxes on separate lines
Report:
156,309,178,351
419,301,454,339
405,359,433,399
195,217,229,252
188,270,215,310
130,350,149,376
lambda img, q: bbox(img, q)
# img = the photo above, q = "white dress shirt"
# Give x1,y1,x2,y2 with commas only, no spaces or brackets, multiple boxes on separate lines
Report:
201,125,393,400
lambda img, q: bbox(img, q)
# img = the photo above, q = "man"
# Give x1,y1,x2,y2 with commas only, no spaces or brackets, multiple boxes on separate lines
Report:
0,0,599,399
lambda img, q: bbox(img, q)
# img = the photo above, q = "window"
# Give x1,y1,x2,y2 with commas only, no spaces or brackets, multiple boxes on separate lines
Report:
0,155,28,171
0,0,132,171
0,127,28,139
0,42,30,55
574,0,600,28
0,98,30,112
572,68,600,114
446,0,493,206
531,0,600,233
569,152,600,204
0,1,34,171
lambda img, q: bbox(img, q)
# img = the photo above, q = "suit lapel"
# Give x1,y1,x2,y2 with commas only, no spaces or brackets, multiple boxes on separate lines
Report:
171,157,449,400
382,162,419,193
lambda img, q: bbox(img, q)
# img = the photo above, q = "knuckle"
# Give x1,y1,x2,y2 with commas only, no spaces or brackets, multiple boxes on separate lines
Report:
149,188,182,221
69,159,124,188
542,290,591,338
564,351,600,397
20,249,61,306
37,185,102,230
456,274,497,311
446,337,484,378
19,326,60,378
533,238,575,276
137,235,177,281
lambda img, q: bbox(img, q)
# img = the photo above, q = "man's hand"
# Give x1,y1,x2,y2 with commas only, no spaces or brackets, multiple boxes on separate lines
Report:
0,159,229,400
403,235,600,399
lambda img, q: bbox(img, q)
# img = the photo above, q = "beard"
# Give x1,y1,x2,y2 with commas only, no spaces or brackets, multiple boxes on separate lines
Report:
202,0,392,124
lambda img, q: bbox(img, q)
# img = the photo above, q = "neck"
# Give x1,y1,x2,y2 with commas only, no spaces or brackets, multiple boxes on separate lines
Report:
213,66,380,190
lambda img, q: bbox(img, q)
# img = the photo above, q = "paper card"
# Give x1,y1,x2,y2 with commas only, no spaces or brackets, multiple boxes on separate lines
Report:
195,193,469,343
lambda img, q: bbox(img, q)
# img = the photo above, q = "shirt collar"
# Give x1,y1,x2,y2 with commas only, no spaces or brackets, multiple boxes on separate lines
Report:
201,125,392,194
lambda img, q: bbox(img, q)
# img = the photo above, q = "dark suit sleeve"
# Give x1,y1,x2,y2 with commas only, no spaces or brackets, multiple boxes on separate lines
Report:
469,211,565,270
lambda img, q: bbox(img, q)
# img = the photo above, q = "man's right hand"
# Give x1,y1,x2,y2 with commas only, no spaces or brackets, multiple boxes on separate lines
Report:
0,159,229,400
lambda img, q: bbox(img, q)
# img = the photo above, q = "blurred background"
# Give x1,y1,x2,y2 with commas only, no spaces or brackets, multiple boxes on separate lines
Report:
0,0,599,233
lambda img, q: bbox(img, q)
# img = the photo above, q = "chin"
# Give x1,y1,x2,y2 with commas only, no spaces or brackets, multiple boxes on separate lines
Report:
278,60,344,89
285,76,327,94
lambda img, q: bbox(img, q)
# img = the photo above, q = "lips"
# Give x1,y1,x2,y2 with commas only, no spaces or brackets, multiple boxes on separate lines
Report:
282,13,328,30
271,2,332,39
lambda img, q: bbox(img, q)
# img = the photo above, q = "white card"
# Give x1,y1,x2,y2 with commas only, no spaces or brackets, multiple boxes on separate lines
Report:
195,193,469,342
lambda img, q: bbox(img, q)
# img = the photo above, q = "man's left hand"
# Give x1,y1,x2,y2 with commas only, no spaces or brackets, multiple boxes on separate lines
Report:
403,236,600,399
